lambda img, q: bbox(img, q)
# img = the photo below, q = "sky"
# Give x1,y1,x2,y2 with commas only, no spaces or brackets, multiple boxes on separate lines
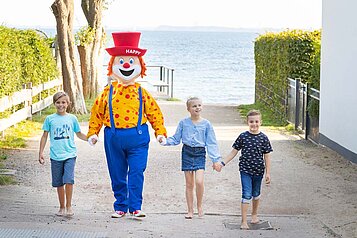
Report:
0,0,322,30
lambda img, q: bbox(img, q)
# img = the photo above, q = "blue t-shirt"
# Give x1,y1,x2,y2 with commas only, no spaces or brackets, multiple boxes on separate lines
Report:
233,131,273,176
42,113,81,161
165,117,221,163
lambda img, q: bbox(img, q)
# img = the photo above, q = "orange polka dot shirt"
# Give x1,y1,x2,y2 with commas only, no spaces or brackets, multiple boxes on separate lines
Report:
87,82,167,138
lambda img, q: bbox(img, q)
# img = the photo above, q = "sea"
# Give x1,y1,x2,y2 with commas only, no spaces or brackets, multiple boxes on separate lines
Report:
43,29,262,105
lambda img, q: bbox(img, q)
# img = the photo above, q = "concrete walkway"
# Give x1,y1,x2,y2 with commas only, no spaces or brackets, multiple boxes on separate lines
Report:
0,101,356,238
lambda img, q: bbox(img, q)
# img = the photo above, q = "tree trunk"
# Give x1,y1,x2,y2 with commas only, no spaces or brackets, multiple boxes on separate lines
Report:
79,0,105,99
51,0,87,114
77,44,91,98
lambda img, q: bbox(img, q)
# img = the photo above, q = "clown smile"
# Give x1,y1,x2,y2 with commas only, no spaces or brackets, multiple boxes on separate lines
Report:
111,57,142,82
120,69,134,76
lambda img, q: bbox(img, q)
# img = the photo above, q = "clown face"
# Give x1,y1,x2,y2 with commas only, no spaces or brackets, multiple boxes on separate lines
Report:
111,56,141,85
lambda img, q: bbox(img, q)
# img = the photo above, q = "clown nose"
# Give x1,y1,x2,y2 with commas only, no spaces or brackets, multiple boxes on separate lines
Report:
123,62,130,68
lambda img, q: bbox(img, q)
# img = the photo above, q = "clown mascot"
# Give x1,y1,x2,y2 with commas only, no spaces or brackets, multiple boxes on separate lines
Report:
87,32,167,218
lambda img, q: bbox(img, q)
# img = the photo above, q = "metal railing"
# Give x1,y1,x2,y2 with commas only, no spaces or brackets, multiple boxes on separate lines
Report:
287,78,307,131
287,78,320,143
103,65,174,98
256,81,287,122
140,65,174,98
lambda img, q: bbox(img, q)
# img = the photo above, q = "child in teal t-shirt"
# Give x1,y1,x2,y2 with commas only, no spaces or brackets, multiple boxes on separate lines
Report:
39,92,87,217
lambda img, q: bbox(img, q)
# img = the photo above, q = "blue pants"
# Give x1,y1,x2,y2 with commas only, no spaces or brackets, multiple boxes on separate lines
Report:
104,124,150,212
240,171,263,204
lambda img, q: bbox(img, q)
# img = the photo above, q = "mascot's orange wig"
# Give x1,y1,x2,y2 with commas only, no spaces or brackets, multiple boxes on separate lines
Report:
107,56,147,78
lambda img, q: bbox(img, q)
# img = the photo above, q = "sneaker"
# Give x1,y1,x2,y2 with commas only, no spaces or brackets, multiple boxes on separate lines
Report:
111,211,126,218
131,210,146,218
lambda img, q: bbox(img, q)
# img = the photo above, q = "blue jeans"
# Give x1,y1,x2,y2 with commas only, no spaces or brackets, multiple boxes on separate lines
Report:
240,171,263,204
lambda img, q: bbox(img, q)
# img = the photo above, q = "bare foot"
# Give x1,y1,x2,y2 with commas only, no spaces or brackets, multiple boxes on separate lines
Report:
66,207,74,217
56,208,65,216
185,211,193,219
198,208,204,218
251,214,259,224
240,222,250,230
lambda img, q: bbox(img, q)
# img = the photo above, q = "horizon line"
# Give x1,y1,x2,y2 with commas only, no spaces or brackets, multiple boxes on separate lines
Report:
3,24,320,33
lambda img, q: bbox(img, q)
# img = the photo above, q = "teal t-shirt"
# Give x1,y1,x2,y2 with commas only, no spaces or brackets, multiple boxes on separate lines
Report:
42,113,81,161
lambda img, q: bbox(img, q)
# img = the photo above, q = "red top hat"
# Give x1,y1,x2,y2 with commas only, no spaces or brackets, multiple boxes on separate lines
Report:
105,32,147,56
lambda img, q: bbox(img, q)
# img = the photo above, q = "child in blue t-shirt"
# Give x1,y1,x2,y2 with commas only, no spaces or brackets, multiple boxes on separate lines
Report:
159,97,222,219
215,109,272,229
38,91,87,217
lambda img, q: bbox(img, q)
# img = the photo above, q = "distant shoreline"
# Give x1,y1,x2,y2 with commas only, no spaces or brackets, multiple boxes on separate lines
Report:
12,25,299,36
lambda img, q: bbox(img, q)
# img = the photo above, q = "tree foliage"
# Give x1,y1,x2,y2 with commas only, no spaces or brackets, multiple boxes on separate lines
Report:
0,26,58,98
76,0,106,99
254,29,321,121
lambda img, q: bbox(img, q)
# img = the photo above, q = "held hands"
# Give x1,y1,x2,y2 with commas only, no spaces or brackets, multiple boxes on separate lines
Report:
212,162,223,172
156,135,167,145
88,134,99,146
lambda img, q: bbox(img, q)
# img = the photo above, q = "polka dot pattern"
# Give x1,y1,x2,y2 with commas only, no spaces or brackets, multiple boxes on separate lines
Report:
233,131,273,176
87,82,167,137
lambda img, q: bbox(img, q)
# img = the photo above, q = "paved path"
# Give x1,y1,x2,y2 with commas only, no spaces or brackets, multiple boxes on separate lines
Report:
0,101,356,238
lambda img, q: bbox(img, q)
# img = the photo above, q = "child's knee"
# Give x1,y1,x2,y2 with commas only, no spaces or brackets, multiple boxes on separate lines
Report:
243,192,260,203
252,190,261,199
241,192,252,204
252,195,261,200
186,181,194,190
241,198,251,204
195,179,204,188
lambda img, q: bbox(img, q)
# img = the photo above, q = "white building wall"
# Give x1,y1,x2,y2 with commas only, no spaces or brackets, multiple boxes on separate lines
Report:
320,0,357,160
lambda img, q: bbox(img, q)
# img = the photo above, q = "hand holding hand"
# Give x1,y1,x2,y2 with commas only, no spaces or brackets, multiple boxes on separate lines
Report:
156,135,167,145
88,134,98,146
212,162,222,172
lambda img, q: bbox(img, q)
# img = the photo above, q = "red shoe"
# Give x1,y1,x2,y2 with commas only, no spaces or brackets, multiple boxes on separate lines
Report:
111,211,126,218
131,210,146,218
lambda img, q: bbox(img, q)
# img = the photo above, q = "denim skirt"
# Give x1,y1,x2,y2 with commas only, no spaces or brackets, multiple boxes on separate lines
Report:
181,144,206,171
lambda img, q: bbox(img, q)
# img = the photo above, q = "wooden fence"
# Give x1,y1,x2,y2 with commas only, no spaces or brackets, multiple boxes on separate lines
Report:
0,78,63,135
0,64,174,135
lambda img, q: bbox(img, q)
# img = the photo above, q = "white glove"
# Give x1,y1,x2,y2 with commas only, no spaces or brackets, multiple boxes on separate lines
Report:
88,134,99,146
156,135,167,145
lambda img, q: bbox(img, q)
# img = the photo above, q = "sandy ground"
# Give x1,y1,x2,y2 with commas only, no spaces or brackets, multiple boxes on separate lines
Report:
0,101,356,238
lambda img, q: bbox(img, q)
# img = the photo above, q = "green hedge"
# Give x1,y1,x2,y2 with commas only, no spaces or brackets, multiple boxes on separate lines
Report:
0,26,59,98
254,29,321,121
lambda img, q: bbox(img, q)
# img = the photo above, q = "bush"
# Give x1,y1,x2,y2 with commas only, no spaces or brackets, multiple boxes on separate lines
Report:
75,26,95,46
0,26,59,98
254,29,321,121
